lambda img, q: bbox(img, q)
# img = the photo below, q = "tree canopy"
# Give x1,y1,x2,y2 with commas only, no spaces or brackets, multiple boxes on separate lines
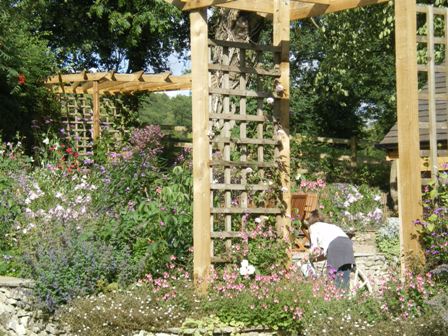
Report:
20,0,190,72
2,0,446,148
0,1,57,143
290,2,396,141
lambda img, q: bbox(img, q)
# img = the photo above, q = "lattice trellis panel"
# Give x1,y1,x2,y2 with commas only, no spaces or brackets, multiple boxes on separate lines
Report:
416,5,448,184
60,94,126,154
207,39,285,263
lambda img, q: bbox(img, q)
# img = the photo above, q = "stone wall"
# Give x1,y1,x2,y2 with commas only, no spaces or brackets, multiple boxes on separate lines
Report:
0,277,65,336
0,278,279,336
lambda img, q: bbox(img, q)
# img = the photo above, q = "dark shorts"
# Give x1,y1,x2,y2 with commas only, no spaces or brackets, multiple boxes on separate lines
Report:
327,236,355,271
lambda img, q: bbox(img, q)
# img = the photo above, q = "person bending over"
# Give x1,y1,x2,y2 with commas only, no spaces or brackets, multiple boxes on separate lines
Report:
307,209,355,289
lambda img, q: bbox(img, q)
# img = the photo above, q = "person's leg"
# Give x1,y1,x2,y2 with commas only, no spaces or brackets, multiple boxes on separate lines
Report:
327,264,337,281
335,264,351,289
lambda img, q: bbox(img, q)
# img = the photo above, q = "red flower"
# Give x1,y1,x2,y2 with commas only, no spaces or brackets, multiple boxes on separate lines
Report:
66,147,73,154
18,73,26,85
73,152,79,159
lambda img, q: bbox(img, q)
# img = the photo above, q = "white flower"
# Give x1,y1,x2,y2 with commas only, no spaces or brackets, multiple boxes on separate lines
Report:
55,192,63,199
275,83,284,94
266,97,274,105
374,195,382,202
239,259,255,276
245,167,253,174
43,137,50,145
254,217,262,224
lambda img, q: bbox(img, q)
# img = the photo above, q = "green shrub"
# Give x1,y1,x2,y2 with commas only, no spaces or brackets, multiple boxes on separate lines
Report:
376,217,400,262
0,139,31,275
97,164,193,277
417,174,448,269
22,218,135,312
319,183,385,231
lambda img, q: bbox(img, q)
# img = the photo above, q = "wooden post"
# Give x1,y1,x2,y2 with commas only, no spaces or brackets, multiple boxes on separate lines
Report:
427,6,438,184
92,80,100,141
394,0,424,271
350,136,357,168
273,0,291,247
190,8,211,293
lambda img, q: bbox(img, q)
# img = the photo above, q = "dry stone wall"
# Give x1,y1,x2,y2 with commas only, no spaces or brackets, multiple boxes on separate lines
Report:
0,279,278,336
0,277,65,336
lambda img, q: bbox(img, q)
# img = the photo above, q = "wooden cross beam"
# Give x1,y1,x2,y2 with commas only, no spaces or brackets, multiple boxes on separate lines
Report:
46,72,191,95
165,0,389,19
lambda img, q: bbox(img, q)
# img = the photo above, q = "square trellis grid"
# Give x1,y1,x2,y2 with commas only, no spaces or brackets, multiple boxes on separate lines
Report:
416,5,448,184
60,94,125,154
207,39,285,263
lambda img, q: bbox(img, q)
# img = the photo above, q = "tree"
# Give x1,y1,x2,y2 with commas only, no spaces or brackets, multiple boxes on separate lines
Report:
139,93,191,127
290,2,396,141
0,2,57,144
20,0,190,73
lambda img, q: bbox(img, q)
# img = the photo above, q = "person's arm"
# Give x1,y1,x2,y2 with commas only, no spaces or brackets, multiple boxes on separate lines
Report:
308,226,324,261
309,226,318,250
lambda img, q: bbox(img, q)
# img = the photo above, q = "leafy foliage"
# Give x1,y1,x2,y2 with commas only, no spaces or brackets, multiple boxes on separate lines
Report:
0,1,57,144
318,183,385,231
418,174,448,269
139,93,192,127
376,217,400,261
290,3,396,142
20,0,189,72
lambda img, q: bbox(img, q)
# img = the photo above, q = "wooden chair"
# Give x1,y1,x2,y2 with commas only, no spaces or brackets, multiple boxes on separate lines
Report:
291,193,319,252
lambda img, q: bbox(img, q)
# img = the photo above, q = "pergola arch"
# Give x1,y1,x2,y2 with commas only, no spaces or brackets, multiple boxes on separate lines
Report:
162,0,426,290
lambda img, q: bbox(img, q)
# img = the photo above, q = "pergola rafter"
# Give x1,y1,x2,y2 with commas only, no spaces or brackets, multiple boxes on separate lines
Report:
166,0,389,19
45,71,191,95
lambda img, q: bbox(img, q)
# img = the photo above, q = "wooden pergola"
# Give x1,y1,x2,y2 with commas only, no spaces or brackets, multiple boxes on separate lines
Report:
45,71,191,141
163,0,425,290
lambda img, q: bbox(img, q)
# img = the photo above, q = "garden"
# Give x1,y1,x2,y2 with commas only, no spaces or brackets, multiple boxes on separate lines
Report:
1,0,448,335
0,123,447,335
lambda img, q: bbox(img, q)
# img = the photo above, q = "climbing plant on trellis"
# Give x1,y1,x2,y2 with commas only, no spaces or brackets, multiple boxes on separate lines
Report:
207,39,287,263
59,94,128,154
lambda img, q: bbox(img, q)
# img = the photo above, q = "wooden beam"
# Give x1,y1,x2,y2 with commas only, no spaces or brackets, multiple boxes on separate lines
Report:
92,81,100,141
46,71,170,85
182,0,238,10
106,82,191,94
295,0,331,4
273,0,291,254
215,0,273,13
290,0,388,20
427,6,438,185
190,8,211,293
394,0,424,271
163,0,185,10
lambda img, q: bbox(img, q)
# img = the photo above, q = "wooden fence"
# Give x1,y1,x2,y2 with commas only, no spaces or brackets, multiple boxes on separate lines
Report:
161,127,384,167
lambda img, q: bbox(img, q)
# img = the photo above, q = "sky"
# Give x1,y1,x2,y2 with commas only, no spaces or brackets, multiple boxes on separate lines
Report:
165,53,191,97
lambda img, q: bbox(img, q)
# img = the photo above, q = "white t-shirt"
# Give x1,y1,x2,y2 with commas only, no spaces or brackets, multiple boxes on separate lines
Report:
309,221,348,255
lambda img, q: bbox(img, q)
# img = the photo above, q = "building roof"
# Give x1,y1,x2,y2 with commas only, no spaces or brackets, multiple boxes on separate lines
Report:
379,72,448,150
